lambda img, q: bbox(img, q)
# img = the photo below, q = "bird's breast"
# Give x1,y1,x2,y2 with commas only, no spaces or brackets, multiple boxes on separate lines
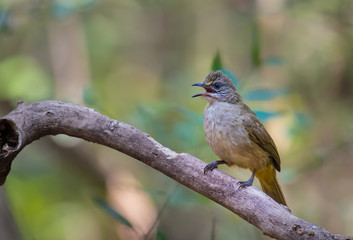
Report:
203,102,267,169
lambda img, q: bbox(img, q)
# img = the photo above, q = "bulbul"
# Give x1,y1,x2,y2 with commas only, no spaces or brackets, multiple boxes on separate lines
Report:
192,70,286,206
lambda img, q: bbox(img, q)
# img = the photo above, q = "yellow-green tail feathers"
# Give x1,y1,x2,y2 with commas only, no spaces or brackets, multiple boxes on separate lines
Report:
256,166,287,206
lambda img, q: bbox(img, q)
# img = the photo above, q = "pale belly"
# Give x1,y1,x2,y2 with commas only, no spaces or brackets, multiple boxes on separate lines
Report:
203,102,268,170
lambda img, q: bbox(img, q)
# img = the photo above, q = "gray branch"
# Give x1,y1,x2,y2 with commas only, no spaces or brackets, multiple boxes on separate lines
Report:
0,101,351,240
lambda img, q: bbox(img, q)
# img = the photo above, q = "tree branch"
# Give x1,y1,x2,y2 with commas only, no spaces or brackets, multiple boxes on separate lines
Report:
0,100,351,240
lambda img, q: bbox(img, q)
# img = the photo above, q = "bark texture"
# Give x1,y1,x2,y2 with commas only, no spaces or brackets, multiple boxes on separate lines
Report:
0,101,351,240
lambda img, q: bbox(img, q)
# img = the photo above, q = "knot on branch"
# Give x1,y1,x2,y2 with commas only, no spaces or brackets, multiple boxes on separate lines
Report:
0,119,20,185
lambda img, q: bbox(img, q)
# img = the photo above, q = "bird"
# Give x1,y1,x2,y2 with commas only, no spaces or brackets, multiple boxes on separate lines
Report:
192,70,286,206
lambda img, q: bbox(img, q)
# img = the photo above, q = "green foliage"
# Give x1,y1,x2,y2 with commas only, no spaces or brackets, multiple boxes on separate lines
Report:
0,9,11,32
83,85,98,107
264,57,284,66
251,22,261,68
243,89,288,101
211,51,223,71
94,197,134,229
51,0,96,19
253,111,281,123
289,112,312,137
156,227,167,240
0,56,53,103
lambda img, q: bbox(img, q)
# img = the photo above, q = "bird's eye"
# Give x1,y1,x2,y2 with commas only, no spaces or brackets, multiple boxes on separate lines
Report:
214,83,221,89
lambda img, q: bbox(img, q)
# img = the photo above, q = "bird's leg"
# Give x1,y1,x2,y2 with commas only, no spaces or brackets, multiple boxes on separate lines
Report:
204,160,227,175
237,169,257,189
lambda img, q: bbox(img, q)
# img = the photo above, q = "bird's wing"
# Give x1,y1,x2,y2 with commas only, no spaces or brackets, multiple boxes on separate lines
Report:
242,113,281,172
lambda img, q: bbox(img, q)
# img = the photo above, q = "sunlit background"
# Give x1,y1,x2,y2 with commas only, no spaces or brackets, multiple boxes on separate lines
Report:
1,0,353,239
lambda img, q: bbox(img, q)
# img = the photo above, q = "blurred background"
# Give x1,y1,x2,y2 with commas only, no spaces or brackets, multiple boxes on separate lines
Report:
0,0,353,239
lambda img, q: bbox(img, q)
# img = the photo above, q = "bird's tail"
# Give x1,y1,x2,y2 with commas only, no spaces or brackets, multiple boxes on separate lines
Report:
256,165,287,206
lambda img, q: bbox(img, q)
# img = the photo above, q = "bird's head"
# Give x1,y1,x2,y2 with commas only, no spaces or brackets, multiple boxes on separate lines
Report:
192,71,240,104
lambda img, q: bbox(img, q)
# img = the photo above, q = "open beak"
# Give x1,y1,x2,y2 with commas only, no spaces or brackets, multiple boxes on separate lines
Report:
192,83,214,98
192,83,206,88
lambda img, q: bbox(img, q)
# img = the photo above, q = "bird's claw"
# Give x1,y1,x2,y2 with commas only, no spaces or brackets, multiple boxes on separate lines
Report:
204,161,219,175
237,179,253,190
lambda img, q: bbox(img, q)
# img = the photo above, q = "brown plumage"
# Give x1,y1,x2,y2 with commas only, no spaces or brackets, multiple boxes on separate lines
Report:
192,70,286,206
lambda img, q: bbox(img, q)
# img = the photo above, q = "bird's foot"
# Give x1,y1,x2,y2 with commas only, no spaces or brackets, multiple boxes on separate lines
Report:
237,169,257,190
204,160,227,175
237,179,254,189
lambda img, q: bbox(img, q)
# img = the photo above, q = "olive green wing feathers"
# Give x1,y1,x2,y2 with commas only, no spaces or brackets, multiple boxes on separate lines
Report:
242,113,281,172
